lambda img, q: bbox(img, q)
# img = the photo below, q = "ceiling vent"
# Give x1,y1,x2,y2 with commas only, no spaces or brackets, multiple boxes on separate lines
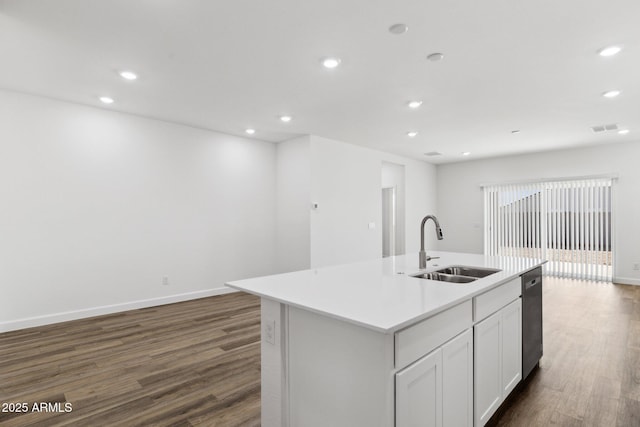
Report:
424,151,442,156
591,123,618,133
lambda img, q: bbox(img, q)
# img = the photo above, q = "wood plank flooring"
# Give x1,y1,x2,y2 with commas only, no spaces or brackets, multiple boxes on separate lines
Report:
495,277,640,426
0,292,262,427
1,277,639,426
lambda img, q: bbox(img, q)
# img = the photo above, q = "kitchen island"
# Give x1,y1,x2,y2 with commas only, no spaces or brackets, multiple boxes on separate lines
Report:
226,251,546,427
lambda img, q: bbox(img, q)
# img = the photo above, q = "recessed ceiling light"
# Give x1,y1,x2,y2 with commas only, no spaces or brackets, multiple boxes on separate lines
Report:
99,96,114,104
408,100,423,109
590,123,618,133
427,52,445,62
618,129,630,135
322,57,341,69
280,115,292,123
245,128,256,135
119,71,138,80
462,152,471,156
602,90,621,98
406,131,418,138
389,23,409,35
598,46,622,57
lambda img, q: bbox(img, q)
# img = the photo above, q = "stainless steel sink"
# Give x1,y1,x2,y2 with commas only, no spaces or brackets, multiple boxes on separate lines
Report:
412,272,477,283
411,265,501,284
434,266,501,278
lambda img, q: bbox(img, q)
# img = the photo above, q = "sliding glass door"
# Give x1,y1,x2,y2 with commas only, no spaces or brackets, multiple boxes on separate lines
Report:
484,178,613,282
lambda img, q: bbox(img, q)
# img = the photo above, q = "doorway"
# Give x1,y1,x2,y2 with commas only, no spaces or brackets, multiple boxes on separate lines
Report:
382,187,396,257
483,177,614,281
382,162,406,257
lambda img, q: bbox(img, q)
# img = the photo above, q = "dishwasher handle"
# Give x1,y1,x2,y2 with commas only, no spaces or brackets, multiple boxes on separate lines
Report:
524,278,539,290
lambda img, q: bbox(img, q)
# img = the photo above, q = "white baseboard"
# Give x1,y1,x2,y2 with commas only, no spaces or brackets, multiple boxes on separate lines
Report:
0,287,238,333
613,276,640,286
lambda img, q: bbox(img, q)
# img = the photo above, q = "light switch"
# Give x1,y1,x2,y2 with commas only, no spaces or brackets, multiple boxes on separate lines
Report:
368,222,376,229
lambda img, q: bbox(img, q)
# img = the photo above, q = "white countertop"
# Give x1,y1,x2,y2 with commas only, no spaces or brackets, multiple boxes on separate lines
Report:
226,251,546,333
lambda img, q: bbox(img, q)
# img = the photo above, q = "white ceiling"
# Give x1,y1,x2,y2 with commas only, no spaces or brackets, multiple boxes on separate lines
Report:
1,0,638,164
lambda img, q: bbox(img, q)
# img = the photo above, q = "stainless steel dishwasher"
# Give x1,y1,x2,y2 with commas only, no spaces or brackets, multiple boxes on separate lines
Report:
521,266,543,379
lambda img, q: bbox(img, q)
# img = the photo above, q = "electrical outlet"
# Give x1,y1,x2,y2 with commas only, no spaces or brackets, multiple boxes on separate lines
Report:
162,276,169,286
264,319,276,345
634,263,640,271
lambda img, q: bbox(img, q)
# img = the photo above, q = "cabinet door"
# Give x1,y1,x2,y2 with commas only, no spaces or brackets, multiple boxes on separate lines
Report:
442,329,473,427
501,299,522,397
396,348,442,427
474,311,502,427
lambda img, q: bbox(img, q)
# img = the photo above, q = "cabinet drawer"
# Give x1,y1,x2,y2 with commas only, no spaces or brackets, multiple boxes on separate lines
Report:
474,277,521,322
395,300,472,369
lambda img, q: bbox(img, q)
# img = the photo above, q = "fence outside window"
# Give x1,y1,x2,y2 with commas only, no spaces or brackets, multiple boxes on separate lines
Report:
483,177,614,282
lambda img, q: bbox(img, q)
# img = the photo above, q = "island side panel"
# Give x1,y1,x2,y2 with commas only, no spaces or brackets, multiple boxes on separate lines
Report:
287,306,395,427
261,298,289,427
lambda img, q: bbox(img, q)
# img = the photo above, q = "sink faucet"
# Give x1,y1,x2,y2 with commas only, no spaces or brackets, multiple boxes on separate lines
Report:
419,215,444,269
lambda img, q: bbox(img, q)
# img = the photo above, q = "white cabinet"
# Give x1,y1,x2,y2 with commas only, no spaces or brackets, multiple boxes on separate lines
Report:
474,311,502,426
501,298,522,397
474,299,522,427
442,329,473,427
396,347,442,427
395,301,472,369
396,329,473,427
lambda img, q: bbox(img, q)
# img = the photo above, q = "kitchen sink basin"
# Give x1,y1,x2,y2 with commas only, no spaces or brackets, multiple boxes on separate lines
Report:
411,272,477,283
434,266,501,278
411,265,501,284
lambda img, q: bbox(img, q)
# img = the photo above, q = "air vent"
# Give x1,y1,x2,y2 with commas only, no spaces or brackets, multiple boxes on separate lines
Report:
424,151,442,156
591,123,618,133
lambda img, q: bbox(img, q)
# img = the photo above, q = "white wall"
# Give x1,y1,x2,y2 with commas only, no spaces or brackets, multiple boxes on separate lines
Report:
309,135,437,268
381,161,406,255
0,92,438,331
0,90,277,331
276,136,311,272
403,152,439,256
436,141,640,285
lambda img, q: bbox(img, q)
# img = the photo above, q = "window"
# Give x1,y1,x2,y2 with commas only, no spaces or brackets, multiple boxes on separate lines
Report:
484,178,613,281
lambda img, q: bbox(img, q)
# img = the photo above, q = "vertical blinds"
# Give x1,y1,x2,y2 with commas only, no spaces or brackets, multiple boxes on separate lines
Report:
484,178,613,282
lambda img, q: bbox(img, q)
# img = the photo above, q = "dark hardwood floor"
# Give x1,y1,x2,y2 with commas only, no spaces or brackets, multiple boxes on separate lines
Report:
0,292,262,427
496,277,640,426
1,278,639,426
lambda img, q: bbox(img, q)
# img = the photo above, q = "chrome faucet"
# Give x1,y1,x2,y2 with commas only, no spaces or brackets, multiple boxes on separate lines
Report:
419,215,444,269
